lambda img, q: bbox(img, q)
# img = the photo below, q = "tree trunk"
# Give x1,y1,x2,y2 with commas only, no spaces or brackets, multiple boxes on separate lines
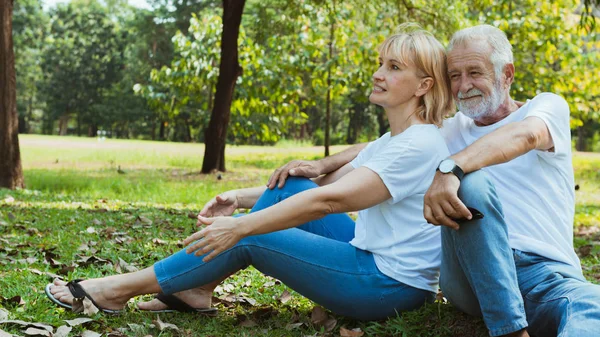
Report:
58,113,69,135
159,120,166,140
201,0,246,173
324,0,336,157
0,0,24,189
576,125,587,152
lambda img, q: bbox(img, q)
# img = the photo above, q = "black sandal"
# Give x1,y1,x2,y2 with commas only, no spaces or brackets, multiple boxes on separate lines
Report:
140,293,218,315
45,280,122,314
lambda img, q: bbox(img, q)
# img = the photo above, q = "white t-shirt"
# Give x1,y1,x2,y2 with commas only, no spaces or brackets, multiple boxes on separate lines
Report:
440,92,581,271
349,124,450,293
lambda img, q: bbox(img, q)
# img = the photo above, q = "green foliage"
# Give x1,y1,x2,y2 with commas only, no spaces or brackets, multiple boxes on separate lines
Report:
39,0,127,135
11,0,600,149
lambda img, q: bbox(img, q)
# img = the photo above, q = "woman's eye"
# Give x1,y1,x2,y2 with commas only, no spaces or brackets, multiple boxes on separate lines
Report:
392,65,399,70
378,62,383,67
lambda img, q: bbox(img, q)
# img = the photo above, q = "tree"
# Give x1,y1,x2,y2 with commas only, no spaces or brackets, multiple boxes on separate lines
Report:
0,0,24,189
201,0,246,173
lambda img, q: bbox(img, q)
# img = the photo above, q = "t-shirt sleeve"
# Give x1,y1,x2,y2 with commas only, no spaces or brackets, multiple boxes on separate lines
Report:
525,93,571,157
361,136,439,204
350,133,389,168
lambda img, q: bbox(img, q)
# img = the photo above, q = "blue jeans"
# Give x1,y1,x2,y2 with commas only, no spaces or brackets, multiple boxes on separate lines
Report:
441,171,600,337
154,177,435,320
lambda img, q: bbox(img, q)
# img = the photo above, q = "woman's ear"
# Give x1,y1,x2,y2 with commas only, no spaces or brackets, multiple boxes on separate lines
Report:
415,77,434,97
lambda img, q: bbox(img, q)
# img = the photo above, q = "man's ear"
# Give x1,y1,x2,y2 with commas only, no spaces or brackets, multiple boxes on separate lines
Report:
415,77,434,97
503,63,515,89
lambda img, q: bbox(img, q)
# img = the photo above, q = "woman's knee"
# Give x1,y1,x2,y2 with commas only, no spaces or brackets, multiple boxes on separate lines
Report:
275,176,318,195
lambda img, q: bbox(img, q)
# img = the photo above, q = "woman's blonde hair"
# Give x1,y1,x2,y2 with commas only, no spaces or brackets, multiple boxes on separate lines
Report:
378,24,454,126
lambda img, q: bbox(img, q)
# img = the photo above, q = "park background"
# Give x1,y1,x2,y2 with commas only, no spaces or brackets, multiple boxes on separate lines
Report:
1,0,600,336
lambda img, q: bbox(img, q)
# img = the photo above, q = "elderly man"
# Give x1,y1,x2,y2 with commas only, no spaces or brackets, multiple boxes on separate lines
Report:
267,25,600,337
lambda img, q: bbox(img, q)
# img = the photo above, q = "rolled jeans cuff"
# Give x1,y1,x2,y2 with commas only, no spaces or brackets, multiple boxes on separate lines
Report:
488,319,528,337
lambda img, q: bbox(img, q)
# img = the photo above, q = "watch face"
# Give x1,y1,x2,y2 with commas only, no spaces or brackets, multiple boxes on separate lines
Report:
439,159,455,173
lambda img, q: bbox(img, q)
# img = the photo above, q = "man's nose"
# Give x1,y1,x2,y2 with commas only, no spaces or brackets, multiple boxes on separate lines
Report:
458,74,474,94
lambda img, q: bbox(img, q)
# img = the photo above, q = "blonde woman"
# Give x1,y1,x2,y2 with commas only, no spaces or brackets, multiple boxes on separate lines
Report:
47,26,453,320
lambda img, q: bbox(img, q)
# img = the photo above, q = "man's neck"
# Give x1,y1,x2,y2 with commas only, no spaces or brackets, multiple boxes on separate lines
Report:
474,96,520,127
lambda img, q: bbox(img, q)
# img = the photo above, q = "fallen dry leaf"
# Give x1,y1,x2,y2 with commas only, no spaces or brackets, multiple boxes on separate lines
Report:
80,331,101,337
86,227,96,234
152,238,167,245
0,309,8,321
153,316,179,331
0,320,53,332
310,306,336,332
340,327,364,337
578,245,593,257
310,306,328,325
115,258,139,273
278,290,292,304
65,317,94,327
3,196,14,203
24,327,51,336
285,322,303,330
72,297,99,316
92,219,103,226
53,325,72,337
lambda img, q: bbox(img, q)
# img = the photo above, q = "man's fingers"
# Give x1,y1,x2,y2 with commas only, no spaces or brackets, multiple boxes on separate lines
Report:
441,201,461,220
451,199,472,220
267,169,282,189
432,205,459,230
424,205,437,225
277,169,290,189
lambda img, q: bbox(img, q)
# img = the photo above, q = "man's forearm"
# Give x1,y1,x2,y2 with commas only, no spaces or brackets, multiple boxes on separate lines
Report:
318,143,367,175
452,120,541,173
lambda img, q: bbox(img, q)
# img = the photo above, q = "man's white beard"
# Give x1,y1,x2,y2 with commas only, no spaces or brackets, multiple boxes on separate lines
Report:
457,81,505,120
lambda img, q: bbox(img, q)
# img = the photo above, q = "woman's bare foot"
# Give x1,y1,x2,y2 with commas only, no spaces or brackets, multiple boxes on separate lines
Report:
48,278,131,311
137,287,213,311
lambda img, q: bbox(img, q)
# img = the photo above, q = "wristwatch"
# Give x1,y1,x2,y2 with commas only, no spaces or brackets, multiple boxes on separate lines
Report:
437,158,464,181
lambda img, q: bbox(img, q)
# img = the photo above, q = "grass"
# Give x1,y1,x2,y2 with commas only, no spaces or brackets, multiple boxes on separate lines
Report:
0,134,599,337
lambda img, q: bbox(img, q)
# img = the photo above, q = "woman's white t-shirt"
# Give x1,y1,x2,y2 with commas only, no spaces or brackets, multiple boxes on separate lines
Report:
349,124,450,292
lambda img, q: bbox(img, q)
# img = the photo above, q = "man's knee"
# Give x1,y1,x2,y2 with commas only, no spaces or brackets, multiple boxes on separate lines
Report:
457,170,504,217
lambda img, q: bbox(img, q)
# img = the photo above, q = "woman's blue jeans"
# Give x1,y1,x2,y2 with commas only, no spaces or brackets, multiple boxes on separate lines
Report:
154,177,435,320
441,170,600,337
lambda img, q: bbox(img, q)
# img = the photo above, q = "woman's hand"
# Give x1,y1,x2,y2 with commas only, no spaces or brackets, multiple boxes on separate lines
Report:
184,216,246,262
198,190,239,220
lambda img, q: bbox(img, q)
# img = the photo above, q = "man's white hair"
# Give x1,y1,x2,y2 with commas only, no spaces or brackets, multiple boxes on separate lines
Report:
448,25,513,80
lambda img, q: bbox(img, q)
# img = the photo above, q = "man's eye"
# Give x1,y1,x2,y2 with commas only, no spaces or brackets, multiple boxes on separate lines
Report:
471,72,481,76
450,74,459,80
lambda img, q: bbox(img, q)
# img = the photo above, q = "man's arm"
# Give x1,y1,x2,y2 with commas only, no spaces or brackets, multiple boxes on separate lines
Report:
424,116,553,229
267,143,367,189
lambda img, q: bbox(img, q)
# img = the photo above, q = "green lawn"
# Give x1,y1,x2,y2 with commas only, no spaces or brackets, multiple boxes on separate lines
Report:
1,135,599,337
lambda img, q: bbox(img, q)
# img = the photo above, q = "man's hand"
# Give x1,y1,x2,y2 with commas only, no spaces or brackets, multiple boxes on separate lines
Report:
267,160,323,189
199,190,239,218
184,216,245,262
424,172,472,230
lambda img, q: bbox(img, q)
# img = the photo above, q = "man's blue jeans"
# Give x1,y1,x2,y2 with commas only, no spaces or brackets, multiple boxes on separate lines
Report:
154,177,435,320
441,170,600,336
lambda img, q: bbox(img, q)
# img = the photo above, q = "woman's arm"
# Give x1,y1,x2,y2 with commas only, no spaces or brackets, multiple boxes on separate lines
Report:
186,167,390,261
199,186,266,217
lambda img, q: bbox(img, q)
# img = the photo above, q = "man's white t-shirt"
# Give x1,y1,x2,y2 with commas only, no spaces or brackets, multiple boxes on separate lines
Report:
349,124,450,293
440,92,581,271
